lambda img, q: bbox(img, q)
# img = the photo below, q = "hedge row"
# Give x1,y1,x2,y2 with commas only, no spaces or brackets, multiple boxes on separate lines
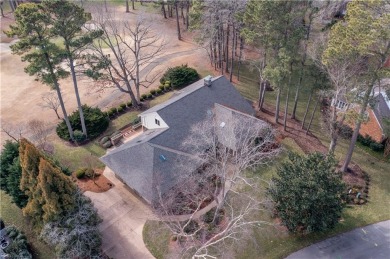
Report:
106,101,133,119
339,124,384,152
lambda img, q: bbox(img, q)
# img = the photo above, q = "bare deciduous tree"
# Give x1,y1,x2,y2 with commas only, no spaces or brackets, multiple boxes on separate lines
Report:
0,120,26,142
153,109,280,258
86,9,165,106
27,119,50,151
38,91,62,120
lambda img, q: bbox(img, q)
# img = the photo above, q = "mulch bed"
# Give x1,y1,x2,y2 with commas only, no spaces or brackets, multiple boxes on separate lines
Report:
72,169,115,193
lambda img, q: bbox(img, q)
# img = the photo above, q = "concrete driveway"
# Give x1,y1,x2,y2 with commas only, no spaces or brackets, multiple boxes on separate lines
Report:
286,220,390,259
85,168,156,259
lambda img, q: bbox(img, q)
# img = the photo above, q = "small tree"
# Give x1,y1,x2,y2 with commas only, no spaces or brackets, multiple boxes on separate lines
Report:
38,91,62,119
159,64,199,89
269,152,345,233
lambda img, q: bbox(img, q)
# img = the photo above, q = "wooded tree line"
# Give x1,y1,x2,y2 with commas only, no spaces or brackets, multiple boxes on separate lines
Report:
174,0,390,167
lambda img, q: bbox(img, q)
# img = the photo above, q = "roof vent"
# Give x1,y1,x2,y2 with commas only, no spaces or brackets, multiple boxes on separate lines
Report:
204,75,212,87
220,122,226,128
159,154,167,161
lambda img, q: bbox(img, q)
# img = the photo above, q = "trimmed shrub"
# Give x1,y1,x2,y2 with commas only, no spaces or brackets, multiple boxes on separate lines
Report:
117,106,124,113
102,141,112,149
119,103,127,110
75,167,87,179
360,135,374,146
150,89,156,95
56,105,110,141
160,65,199,89
107,109,115,118
164,84,171,91
370,142,384,152
141,94,147,99
85,168,95,178
126,101,132,107
109,107,117,114
73,130,86,143
147,93,153,99
156,88,163,94
159,85,165,91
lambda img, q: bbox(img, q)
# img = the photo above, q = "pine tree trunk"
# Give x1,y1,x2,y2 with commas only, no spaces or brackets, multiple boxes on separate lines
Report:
301,90,313,129
126,0,129,13
225,23,230,73
68,55,87,137
175,3,181,40
283,72,292,131
0,2,4,17
237,36,243,81
161,2,167,19
306,96,320,135
181,3,185,25
132,0,135,10
43,53,73,141
341,83,375,172
229,26,235,82
186,2,189,30
291,63,304,120
275,88,281,124
9,0,15,12
260,81,266,111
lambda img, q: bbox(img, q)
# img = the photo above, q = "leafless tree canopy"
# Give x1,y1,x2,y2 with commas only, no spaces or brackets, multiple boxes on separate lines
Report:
87,8,165,105
38,91,62,119
154,110,280,258
0,120,26,142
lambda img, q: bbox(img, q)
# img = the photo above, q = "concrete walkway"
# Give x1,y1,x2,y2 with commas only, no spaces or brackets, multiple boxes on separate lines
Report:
85,168,156,259
286,220,390,259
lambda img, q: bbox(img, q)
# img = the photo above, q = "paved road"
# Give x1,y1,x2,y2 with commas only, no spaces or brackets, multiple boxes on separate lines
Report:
85,168,156,259
286,220,390,259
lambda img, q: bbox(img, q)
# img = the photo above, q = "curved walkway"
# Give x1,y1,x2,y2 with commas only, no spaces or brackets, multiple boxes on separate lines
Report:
286,220,390,259
84,168,156,259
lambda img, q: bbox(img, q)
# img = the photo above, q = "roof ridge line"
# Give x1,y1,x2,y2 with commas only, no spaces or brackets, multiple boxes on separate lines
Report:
140,76,224,116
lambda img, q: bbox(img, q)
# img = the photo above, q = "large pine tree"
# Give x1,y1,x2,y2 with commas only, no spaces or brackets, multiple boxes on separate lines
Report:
38,158,76,222
19,138,76,224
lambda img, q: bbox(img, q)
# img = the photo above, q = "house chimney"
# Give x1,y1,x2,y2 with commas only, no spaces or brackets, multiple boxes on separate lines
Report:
204,75,212,87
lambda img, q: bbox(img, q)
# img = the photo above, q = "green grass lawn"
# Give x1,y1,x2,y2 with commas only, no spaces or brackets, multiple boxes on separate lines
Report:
0,191,55,259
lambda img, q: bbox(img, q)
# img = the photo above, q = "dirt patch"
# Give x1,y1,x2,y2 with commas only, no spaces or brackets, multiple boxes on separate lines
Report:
73,169,114,193
341,163,370,205
255,102,328,154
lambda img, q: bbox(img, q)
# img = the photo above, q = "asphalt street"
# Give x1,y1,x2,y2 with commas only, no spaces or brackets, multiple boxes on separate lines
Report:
286,220,390,259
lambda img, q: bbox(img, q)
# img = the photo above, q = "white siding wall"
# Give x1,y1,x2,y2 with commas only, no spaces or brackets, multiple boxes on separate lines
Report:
140,112,168,130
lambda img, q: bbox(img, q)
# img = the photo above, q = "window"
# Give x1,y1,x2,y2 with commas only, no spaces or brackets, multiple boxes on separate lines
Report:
155,118,160,126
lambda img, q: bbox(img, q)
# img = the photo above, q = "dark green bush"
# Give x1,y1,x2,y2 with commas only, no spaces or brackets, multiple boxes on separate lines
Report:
102,141,112,149
56,105,109,141
156,88,163,94
150,89,157,95
73,130,86,143
159,85,165,91
164,85,171,91
119,103,127,109
369,142,384,152
160,65,199,89
109,107,117,114
85,168,95,178
141,94,147,99
147,93,153,99
75,167,87,179
126,101,132,107
107,109,115,118
359,135,374,146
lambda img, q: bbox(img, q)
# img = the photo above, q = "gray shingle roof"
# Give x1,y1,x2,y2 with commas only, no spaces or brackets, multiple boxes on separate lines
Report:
373,93,390,128
101,75,255,203
148,76,254,151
